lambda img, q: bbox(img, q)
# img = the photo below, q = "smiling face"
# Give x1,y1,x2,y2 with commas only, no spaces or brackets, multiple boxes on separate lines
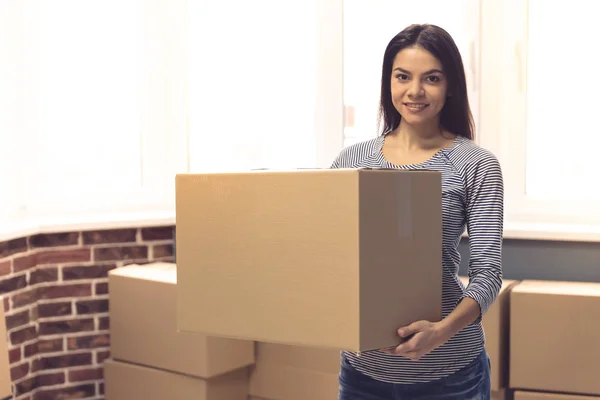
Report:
390,46,448,129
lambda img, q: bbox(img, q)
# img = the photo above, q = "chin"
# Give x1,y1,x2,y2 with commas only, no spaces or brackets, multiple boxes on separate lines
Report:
400,114,436,127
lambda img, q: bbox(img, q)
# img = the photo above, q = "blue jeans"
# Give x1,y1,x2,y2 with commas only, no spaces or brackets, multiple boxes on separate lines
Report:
338,349,491,400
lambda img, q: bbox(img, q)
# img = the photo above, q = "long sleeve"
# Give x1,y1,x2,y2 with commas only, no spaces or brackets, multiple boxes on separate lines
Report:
460,150,504,318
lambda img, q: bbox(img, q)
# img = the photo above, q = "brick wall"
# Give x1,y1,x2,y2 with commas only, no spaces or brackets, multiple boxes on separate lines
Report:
0,225,175,399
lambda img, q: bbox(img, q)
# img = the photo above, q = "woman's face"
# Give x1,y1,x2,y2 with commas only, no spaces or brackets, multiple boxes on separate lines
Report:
390,46,448,128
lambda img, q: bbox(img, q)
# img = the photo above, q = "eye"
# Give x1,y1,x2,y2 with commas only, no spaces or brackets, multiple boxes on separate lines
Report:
395,74,409,81
426,75,442,83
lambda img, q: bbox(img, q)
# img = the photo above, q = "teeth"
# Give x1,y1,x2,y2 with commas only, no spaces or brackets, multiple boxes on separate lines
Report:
406,104,427,109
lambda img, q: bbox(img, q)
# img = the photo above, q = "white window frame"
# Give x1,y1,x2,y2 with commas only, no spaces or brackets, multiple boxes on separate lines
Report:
479,0,600,242
0,0,186,241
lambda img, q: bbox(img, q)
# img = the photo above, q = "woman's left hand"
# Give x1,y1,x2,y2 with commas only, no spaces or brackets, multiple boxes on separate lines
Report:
381,320,449,360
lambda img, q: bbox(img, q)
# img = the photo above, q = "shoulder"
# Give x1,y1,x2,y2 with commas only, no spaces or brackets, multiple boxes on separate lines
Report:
330,137,381,168
445,137,502,176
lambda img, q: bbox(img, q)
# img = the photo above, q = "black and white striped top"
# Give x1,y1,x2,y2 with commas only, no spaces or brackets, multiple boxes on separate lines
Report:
331,134,504,384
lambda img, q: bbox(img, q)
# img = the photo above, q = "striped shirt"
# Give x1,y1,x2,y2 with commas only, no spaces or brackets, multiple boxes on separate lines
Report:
330,133,504,384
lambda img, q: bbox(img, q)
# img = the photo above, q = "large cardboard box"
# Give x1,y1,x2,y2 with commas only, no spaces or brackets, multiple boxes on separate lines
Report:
109,263,254,378
514,391,600,399
176,169,442,352
461,276,519,391
249,342,340,400
104,359,248,400
492,390,509,400
510,280,600,395
0,296,12,399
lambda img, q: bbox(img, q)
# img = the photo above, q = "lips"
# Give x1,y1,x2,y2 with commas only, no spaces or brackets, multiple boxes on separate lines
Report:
404,103,429,110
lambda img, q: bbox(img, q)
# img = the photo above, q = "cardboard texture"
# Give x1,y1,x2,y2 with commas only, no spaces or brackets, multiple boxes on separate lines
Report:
461,276,519,391
514,391,600,400
109,262,254,379
176,169,442,352
492,390,509,400
0,296,11,399
510,280,600,395
103,359,248,400
249,342,340,400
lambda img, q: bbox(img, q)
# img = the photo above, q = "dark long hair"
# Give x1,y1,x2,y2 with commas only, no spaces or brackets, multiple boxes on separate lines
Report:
378,24,475,140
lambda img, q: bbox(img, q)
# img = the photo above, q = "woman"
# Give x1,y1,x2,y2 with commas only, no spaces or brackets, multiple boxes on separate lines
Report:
331,24,503,399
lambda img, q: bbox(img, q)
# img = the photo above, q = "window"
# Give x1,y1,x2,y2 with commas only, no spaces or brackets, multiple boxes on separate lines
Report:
0,1,27,230
13,0,186,224
342,0,481,146
186,0,343,172
479,0,600,241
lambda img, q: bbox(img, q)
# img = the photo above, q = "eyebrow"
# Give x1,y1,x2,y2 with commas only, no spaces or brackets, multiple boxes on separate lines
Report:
393,67,445,75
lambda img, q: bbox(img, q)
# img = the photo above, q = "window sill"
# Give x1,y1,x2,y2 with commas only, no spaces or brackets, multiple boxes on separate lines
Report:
463,222,600,243
0,210,175,242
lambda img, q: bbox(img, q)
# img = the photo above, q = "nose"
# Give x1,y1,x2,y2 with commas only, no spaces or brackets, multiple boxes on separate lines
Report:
408,80,424,98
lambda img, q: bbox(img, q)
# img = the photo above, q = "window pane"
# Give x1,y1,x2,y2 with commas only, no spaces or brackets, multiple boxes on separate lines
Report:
30,0,143,212
525,0,599,200
343,0,480,146
0,1,25,223
187,1,318,172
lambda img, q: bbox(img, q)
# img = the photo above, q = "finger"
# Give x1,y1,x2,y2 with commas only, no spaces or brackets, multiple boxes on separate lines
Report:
397,321,427,338
388,336,419,356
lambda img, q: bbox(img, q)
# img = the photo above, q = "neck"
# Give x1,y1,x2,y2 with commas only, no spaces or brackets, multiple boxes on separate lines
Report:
388,119,445,150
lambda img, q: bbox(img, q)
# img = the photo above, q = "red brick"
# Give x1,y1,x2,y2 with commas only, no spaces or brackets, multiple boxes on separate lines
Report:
94,245,148,261
37,371,66,387
98,316,109,330
0,260,11,276
95,350,110,364
9,347,21,363
29,267,59,284
5,309,30,330
3,296,8,312
37,301,72,318
29,232,79,248
95,281,108,295
36,249,90,265
76,299,108,314
24,342,38,358
13,253,37,272
30,305,39,320
0,274,27,294
0,237,28,259
11,361,29,380
33,384,95,400
15,375,37,396
39,318,94,336
68,334,110,350
37,338,64,353
68,367,103,382
63,264,116,280
31,357,41,373
39,283,91,300
83,229,137,244
152,244,173,259
40,352,92,369
12,287,38,308
10,325,37,345
141,226,174,241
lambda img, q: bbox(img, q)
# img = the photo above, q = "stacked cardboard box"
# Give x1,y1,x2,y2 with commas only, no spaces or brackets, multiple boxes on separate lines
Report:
460,276,518,400
104,262,254,400
514,391,600,400
249,342,340,400
509,280,600,399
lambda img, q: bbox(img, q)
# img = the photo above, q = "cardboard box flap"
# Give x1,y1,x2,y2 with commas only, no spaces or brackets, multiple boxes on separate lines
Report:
512,280,600,297
109,262,176,283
